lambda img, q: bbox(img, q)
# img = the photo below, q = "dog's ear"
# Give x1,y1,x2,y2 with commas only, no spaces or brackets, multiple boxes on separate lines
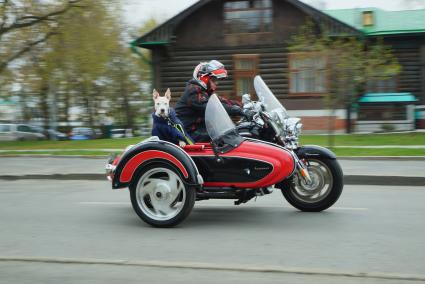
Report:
165,88,171,101
152,89,160,100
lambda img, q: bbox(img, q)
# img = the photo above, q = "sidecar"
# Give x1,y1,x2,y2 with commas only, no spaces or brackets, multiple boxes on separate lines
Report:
107,95,295,227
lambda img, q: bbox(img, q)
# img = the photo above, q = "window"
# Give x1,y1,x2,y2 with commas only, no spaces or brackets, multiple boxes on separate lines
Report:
367,77,397,93
0,124,11,132
224,0,272,34
289,53,327,95
358,105,406,121
17,125,31,132
233,54,259,97
362,11,374,27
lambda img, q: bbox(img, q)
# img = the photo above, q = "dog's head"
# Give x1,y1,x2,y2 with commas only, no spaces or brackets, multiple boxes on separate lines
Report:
153,88,171,118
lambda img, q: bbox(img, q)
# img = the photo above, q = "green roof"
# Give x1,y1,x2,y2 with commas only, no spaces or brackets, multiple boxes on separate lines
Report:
324,8,425,36
359,93,418,103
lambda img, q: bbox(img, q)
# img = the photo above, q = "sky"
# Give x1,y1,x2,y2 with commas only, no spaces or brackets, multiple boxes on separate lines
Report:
123,0,425,28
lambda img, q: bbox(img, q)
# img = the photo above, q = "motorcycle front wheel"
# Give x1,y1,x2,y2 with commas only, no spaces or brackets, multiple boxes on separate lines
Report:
279,158,343,212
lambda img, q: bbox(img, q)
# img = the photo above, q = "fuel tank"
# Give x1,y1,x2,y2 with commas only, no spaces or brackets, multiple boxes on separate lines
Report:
184,140,295,188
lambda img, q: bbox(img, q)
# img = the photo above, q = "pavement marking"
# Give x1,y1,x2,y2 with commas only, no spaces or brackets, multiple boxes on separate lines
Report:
195,204,368,211
327,207,368,211
78,202,368,211
0,256,424,282
78,202,129,205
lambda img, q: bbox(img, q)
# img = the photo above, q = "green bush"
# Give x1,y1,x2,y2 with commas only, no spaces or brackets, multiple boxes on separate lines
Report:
380,124,396,132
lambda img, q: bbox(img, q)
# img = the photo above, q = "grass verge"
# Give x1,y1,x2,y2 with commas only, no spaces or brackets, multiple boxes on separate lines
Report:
0,133,424,156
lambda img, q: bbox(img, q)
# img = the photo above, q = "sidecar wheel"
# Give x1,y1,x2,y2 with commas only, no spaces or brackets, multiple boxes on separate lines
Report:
129,164,195,227
279,158,343,212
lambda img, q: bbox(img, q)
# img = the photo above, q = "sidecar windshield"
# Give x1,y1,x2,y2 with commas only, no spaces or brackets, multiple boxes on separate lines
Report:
205,94,237,141
254,75,288,118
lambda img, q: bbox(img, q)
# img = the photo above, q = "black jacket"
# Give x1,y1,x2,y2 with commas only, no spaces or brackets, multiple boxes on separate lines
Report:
175,79,242,138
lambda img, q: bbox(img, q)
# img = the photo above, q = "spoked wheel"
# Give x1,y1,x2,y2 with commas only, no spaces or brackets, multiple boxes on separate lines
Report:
129,164,195,227
280,158,343,212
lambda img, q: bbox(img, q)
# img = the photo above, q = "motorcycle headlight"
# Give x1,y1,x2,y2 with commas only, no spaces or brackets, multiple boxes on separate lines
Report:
285,117,302,137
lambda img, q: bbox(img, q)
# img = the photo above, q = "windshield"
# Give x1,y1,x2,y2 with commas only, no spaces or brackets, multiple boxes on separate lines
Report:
0,124,11,132
254,75,288,118
205,94,236,141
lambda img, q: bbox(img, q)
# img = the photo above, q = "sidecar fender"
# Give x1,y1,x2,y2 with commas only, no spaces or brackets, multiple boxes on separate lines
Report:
112,137,202,189
295,145,337,160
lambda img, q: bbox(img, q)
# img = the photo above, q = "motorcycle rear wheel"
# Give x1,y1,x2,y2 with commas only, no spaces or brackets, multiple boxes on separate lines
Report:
279,158,343,212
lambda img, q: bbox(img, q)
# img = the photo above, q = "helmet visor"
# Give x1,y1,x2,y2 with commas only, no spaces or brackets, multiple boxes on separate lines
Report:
210,68,228,79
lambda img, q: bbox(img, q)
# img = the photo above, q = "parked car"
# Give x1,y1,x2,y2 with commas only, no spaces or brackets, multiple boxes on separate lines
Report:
111,128,133,139
139,127,151,137
94,128,103,139
47,129,68,141
69,127,95,140
0,123,46,141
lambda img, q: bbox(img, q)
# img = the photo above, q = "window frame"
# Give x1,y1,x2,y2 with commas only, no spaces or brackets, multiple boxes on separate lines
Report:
224,0,273,35
358,104,407,121
288,52,328,97
233,54,259,98
366,76,399,93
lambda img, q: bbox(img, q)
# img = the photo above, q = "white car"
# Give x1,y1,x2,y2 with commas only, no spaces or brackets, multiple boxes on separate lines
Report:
0,124,46,141
111,128,133,139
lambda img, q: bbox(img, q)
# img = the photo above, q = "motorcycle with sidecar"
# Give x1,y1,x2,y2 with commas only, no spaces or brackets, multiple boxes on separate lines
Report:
106,78,343,227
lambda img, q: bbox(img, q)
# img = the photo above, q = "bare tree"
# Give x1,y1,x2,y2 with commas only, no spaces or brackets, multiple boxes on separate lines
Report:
0,0,82,74
288,21,401,138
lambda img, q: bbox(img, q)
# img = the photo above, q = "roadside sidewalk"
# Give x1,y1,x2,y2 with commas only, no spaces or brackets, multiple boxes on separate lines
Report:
1,145,425,153
0,157,424,186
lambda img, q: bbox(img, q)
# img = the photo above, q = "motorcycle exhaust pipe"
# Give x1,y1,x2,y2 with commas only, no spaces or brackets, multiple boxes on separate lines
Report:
196,192,238,199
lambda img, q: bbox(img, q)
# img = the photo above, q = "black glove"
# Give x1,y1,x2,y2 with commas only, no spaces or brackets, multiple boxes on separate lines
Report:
230,105,244,116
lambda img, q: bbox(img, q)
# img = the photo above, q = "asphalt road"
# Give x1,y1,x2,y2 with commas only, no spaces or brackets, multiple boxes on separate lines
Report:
1,180,424,283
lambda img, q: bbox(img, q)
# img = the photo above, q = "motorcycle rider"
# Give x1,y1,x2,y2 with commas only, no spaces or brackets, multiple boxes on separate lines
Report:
175,60,244,142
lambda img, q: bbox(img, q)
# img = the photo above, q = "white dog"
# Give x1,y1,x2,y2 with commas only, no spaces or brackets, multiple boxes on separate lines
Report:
153,88,171,118
152,89,192,147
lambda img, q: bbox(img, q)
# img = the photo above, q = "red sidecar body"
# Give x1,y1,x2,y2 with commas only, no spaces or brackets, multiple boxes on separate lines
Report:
109,138,295,191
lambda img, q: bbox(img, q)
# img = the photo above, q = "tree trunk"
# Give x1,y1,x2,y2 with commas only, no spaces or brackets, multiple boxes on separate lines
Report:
40,84,49,130
345,103,352,134
327,109,336,148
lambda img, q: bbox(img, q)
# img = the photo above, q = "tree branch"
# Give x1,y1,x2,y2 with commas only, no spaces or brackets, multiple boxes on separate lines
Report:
0,0,83,36
0,31,58,74
0,0,10,36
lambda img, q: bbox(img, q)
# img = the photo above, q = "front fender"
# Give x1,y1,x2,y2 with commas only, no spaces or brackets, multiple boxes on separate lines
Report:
112,138,201,189
295,145,337,160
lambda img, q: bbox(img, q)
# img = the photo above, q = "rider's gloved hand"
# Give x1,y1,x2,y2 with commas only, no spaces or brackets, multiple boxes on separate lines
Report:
230,105,244,116
242,108,256,120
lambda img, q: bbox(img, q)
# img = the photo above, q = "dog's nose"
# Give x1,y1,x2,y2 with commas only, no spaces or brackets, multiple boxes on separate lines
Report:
160,109,165,113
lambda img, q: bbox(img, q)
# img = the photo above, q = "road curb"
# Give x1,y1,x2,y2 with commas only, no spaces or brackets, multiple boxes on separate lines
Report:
1,256,424,282
0,174,424,186
338,156,425,161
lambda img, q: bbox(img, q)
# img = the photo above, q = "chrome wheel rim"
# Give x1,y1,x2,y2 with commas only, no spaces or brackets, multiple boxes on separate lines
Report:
135,168,186,221
292,159,333,203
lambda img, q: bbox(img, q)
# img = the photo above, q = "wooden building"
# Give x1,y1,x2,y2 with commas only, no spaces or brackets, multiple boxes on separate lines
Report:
327,8,425,130
134,0,425,132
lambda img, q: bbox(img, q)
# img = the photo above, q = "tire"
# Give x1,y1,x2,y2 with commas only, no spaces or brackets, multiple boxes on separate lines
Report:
279,158,343,212
129,163,195,227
